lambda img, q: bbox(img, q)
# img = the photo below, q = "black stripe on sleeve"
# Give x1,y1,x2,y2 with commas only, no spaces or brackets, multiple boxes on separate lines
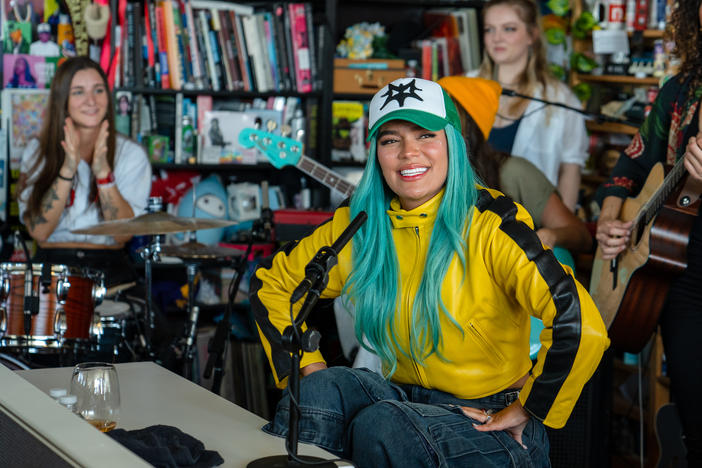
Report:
475,189,582,421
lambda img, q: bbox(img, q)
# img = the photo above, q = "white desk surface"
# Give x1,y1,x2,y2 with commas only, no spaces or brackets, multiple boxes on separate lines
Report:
18,361,339,467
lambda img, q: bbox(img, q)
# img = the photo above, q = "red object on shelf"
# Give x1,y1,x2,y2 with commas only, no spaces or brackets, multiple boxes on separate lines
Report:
273,209,334,226
218,242,275,261
273,209,335,241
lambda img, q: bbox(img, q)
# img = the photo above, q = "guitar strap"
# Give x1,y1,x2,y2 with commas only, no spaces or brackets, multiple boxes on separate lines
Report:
678,100,702,209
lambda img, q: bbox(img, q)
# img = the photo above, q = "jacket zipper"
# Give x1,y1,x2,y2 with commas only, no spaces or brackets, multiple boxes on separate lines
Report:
408,225,427,386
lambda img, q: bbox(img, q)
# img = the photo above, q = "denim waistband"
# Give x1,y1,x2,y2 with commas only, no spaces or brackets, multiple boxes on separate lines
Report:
400,383,521,410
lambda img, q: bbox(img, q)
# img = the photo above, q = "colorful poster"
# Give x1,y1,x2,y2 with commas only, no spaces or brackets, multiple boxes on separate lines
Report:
2,54,59,89
1,88,50,171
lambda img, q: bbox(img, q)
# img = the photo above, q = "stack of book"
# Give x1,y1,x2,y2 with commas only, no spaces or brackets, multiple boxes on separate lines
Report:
118,0,323,94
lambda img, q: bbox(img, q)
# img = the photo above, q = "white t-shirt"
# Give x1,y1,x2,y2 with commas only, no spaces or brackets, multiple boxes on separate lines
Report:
466,71,589,186
18,135,152,245
29,40,61,56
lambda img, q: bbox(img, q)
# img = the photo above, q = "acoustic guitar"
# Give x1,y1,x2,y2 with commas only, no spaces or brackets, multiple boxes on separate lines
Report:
589,153,701,353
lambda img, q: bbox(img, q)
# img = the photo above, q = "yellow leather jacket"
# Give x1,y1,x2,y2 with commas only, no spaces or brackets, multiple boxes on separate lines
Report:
251,187,609,428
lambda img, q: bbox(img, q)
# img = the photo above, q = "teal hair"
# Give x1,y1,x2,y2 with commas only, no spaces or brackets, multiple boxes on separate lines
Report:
343,124,478,377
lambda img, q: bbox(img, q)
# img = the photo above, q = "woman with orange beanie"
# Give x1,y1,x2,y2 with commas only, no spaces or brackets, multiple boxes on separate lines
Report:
439,76,592,253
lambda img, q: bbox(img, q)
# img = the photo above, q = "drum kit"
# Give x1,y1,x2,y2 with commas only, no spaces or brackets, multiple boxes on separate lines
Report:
0,211,241,376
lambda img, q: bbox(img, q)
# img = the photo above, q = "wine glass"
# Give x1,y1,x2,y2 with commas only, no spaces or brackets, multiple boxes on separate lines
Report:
70,362,120,432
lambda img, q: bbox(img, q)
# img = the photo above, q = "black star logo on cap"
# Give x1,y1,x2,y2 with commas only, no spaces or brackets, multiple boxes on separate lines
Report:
379,79,423,110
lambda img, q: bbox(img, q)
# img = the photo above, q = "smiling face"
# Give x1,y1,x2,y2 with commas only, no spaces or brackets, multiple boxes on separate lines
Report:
376,120,449,210
483,4,535,69
67,68,108,129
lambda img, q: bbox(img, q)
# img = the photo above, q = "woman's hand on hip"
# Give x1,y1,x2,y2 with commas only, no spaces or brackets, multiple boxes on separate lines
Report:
91,120,111,179
60,117,80,177
461,401,531,448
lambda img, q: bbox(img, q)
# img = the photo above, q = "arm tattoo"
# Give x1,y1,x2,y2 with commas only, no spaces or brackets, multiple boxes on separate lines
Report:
28,213,48,232
99,191,119,220
32,181,61,229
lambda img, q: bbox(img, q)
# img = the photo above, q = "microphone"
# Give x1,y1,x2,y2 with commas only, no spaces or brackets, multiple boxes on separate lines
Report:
15,231,38,335
500,88,642,127
290,211,367,304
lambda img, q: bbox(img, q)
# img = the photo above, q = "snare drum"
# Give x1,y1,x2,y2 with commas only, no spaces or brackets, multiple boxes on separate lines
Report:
90,299,137,362
0,263,105,349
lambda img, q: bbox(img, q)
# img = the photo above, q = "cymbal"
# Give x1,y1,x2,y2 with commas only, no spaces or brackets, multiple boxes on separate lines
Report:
71,212,238,236
160,242,244,259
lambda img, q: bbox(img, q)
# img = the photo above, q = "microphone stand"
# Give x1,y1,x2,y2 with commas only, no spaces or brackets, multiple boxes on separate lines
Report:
15,231,38,339
205,200,274,394
248,212,367,468
501,88,643,127
205,234,254,394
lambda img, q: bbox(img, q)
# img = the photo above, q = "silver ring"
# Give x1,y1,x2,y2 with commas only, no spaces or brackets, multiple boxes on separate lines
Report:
485,415,493,423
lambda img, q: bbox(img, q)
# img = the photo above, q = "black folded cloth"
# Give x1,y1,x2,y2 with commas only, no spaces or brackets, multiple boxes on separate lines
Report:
107,424,224,468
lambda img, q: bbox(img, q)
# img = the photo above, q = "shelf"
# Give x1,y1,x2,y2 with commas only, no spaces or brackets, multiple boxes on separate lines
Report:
574,74,660,85
347,0,484,6
584,29,664,39
334,93,374,101
116,87,323,99
587,121,639,135
152,163,275,171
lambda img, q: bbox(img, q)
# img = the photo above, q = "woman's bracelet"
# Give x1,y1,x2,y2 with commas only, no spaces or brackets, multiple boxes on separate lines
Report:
96,171,115,189
57,173,73,182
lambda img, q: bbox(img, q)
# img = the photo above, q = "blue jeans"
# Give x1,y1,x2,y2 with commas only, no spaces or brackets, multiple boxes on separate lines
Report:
263,367,550,468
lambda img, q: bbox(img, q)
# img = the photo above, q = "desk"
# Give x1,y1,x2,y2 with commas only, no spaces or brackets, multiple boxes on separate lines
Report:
17,361,341,467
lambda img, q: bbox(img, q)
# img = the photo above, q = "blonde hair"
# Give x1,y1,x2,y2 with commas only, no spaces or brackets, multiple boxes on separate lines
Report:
478,0,556,117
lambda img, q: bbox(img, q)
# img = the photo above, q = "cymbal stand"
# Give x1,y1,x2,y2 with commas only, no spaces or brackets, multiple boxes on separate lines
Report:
182,261,200,382
141,234,162,359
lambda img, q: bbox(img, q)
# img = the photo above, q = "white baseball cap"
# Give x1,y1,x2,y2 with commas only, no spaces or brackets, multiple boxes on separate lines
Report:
368,78,461,139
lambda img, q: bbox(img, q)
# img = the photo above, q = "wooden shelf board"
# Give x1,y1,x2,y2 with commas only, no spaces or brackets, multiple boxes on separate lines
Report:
584,29,664,39
152,163,274,171
587,121,639,135
575,74,660,85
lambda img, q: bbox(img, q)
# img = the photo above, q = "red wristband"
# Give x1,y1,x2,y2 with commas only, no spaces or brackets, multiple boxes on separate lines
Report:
96,172,115,186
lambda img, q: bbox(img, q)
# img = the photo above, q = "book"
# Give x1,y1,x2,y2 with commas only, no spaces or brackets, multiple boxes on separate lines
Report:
162,0,183,90
154,3,171,88
288,3,312,93
241,14,269,92
184,0,206,89
198,9,220,91
147,135,171,163
212,8,234,90
231,12,252,91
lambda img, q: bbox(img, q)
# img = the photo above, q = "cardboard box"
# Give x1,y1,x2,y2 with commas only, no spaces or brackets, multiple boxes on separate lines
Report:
333,58,406,95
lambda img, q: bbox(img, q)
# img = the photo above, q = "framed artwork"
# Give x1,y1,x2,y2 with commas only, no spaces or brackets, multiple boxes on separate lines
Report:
199,109,282,164
1,88,50,171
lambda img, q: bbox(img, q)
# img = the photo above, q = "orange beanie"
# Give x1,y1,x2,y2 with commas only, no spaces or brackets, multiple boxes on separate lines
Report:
437,76,502,139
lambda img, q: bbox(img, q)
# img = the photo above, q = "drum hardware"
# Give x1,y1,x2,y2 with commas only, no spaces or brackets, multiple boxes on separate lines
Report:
182,263,200,382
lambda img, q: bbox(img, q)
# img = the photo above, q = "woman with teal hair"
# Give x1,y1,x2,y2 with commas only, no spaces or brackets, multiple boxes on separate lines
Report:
250,78,608,467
